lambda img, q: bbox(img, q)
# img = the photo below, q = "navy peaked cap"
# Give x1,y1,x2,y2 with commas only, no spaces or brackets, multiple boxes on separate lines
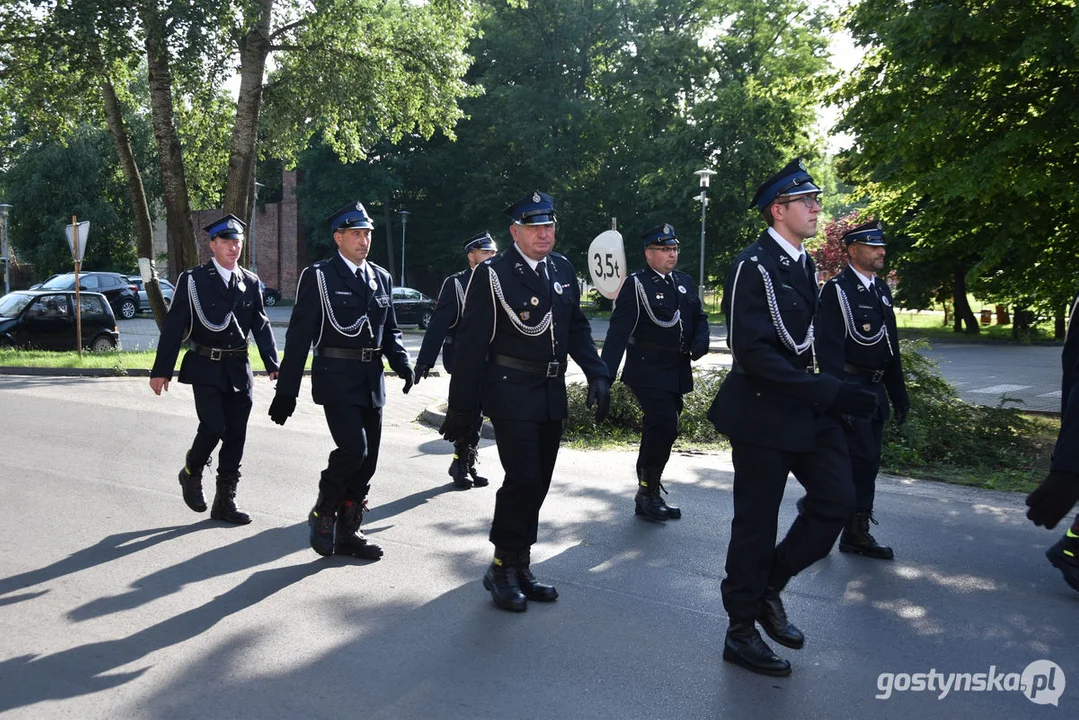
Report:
463,231,497,253
843,220,886,246
504,190,557,225
204,214,246,241
641,224,679,247
750,158,821,211
328,201,374,231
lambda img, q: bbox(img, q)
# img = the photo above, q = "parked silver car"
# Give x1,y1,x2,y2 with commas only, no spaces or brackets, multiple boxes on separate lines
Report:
126,276,175,312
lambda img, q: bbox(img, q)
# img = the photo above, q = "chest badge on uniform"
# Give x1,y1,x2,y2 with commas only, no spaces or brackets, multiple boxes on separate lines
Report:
530,296,539,306
881,295,892,307
863,323,872,332
369,278,378,291
779,255,791,267
677,285,687,294
520,311,531,321
553,282,563,295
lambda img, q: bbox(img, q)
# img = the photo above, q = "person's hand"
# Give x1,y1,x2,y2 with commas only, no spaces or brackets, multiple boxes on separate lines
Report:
400,366,415,394
587,376,611,424
267,371,279,381
830,384,877,418
893,404,909,426
149,377,169,395
268,394,296,426
440,408,473,443
413,362,431,386
1025,470,1079,529
690,341,709,361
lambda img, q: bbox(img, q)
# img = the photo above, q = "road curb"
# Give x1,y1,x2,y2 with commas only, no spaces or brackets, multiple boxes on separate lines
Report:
421,400,496,440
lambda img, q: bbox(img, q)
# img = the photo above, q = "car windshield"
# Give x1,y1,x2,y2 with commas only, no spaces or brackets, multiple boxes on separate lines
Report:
40,275,74,290
0,292,35,317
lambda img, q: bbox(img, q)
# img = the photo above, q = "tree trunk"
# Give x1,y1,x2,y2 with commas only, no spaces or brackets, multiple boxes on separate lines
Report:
224,0,274,268
142,0,198,281
382,203,397,280
952,267,979,334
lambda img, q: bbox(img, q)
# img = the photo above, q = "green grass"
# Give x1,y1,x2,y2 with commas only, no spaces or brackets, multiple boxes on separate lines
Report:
0,348,307,372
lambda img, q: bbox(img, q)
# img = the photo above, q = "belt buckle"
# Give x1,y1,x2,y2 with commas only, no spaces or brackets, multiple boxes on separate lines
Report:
210,348,222,361
546,361,560,378
871,369,884,383
361,348,374,362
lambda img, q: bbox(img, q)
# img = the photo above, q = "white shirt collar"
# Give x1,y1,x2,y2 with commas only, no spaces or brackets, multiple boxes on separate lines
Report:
338,252,369,279
211,258,240,287
767,227,805,264
513,244,545,271
849,264,875,289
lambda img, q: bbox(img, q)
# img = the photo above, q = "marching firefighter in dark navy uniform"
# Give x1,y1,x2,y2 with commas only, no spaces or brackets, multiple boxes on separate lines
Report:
440,190,611,612
601,223,709,521
413,231,499,489
150,214,280,525
815,221,909,560
706,159,877,677
268,201,414,559
1027,291,1079,592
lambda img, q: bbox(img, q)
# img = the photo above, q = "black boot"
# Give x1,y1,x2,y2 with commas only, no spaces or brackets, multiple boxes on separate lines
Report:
210,471,251,524
516,548,558,602
482,548,527,612
839,509,894,560
723,619,791,677
177,452,208,513
448,445,472,489
757,588,804,649
307,494,338,557
634,468,669,522
334,500,383,560
1046,530,1079,593
467,445,489,488
649,467,682,520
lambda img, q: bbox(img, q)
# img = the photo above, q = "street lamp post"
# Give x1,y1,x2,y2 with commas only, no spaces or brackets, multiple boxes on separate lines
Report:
693,169,716,301
249,182,264,273
0,203,11,296
398,210,410,285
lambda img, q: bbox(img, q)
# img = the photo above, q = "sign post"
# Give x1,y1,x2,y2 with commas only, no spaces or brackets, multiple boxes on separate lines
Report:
65,218,90,356
587,226,627,301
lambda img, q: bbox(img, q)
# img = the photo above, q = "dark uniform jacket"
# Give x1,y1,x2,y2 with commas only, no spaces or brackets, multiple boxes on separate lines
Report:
448,247,609,422
151,261,279,396
815,265,908,413
276,253,411,408
416,267,470,373
1053,294,1079,475
708,231,841,452
601,267,709,394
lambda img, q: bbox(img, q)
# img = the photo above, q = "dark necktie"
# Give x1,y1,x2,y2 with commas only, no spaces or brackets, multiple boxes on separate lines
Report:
228,273,238,291
536,260,549,294
355,267,365,281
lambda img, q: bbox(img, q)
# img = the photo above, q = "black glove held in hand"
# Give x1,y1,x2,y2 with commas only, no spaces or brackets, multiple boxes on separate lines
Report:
690,341,709,361
893,404,909,426
413,362,431,385
1025,470,1079,529
439,408,474,443
587,376,611,424
830,384,877,418
268,394,296,426
400,366,415,394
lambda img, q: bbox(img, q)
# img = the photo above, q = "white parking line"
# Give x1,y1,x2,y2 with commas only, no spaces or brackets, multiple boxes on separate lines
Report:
968,384,1030,394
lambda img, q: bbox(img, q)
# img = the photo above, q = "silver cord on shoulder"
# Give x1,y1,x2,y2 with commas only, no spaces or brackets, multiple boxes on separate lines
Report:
757,264,814,355
634,276,681,328
488,266,556,354
835,284,890,352
316,268,372,338
187,273,241,335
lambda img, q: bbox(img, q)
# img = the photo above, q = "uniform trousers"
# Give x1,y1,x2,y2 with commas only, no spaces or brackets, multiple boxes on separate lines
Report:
489,418,562,549
841,379,888,511
629,384,683,473
190,384,252,474
321,403,383,504
721,419,854,620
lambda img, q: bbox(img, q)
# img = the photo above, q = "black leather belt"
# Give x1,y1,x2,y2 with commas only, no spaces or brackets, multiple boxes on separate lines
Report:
844,362,885,383
731,361,813,375
189,342,249,360
316,346,382,362
492,353,566,378
628,337,679,353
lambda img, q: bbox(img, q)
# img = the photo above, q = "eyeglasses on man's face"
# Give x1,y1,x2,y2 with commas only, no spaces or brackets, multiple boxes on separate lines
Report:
776,194,823,210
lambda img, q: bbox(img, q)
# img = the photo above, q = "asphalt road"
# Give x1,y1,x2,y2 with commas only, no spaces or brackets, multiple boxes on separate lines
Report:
0,374,1074,718
117,307,1066,413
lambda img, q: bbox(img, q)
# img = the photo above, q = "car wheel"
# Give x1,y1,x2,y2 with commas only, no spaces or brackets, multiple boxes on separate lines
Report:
418,309,433,329
119,298,137,319
265,293,277,307
90,334,118,352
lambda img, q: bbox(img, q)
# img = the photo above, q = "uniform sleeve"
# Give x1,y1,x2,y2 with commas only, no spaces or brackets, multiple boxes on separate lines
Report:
883,294,908,410
249,274,280,373
600,277,637,378
688,280,710,355
727,259,840,407
416,275,460,368
275,267,321,399
566,271,610,384
1051,295,1079,474
150,271,193,380
814,280,846,379
447,262,496,412
379,273,412,376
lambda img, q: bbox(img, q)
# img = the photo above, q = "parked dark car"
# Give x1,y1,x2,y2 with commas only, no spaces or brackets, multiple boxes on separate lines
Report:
126,276,175,312
0,290,120,352
259,280,282,307
35,272,140,320
391,286,436,329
